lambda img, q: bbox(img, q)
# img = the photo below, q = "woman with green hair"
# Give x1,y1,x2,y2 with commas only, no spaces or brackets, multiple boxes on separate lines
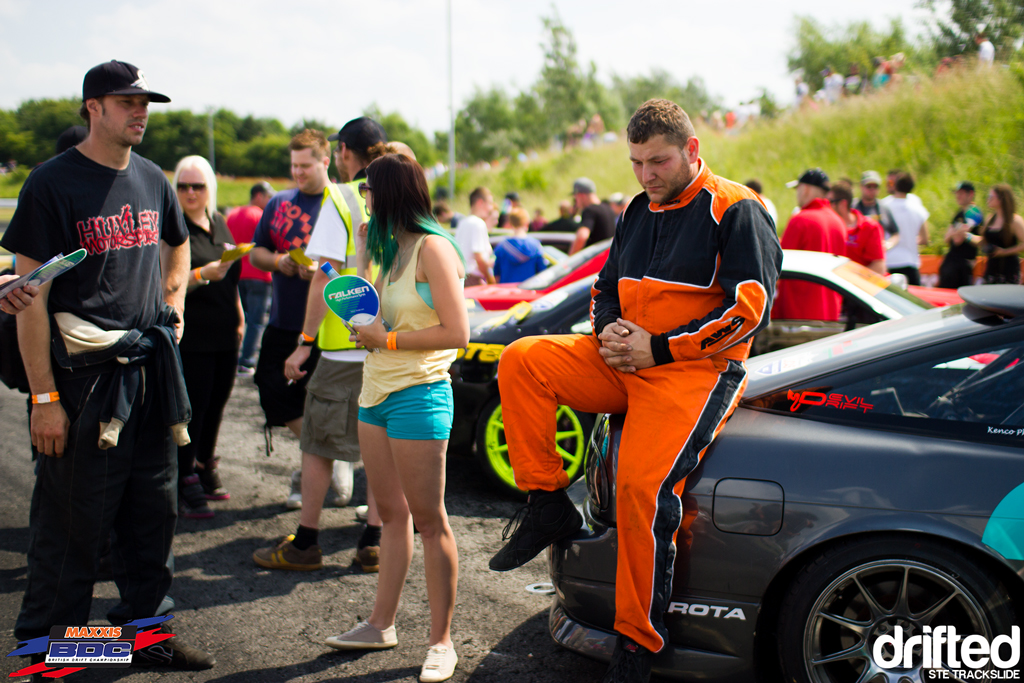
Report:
324,153,467,683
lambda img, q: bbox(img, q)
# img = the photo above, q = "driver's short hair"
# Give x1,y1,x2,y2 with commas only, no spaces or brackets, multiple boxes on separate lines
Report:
627,99,695,149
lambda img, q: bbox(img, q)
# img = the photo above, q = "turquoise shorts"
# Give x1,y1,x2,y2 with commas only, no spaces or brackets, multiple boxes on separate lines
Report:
358,381,453,440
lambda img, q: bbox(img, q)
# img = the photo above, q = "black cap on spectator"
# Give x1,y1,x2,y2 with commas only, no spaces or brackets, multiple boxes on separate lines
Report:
954,181,975,193
250,181,275,199
786,168,830,191
55,126,88,154
83,60,170,103
328,117,387,154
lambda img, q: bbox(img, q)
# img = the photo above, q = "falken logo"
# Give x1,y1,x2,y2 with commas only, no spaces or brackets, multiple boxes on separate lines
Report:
700,317,744,350
327,285,371,301
666,602,746,620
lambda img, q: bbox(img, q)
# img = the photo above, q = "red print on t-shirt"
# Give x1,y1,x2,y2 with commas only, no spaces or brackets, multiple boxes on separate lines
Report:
76,205,160,255
269,200,314,251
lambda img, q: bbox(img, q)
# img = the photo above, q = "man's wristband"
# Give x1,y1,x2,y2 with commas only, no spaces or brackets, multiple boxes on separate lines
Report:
387,331,398,350
32,391,60,405
298,332,315,347
193,268,208,284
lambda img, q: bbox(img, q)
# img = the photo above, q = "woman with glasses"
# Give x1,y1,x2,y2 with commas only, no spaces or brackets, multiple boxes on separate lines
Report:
172,155,243,519
325,154,467,683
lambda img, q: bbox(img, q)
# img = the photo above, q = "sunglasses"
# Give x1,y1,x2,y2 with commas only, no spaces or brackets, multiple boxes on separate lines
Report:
358,182,371,199
177,182,206,192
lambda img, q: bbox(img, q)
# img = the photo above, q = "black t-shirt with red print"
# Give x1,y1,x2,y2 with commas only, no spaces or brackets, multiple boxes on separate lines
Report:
1,148,188,334
252,188,324,332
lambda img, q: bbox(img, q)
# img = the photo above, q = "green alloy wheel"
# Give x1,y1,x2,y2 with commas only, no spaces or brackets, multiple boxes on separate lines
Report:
475,396,594,497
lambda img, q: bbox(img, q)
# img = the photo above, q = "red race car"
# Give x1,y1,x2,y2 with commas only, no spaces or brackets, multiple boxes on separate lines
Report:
464,239,611,312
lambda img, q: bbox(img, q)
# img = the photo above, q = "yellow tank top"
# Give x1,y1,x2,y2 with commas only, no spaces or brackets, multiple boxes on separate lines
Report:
359,235,459,408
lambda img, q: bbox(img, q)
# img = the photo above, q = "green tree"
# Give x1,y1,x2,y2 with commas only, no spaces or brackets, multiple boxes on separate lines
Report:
787,17,929,93
536,11,587,138
454,86,517,162
921,0,1024,57
363,105,438,166
611,69,718,118
289,119,333,136
135,110,208,170
13,97,81,164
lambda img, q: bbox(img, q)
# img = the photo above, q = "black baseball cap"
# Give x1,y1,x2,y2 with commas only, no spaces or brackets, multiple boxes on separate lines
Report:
82,60,170,103
505,191,520,202
328,117,387,153
954,181,976,193
55,126,88,154
786,168,830,191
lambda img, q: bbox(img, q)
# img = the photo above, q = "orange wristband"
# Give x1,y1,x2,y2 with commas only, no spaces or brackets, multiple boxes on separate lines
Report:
275,254,285,270
387,331,398,350
193,267,204,282
31,391,59,405
301,331,316,343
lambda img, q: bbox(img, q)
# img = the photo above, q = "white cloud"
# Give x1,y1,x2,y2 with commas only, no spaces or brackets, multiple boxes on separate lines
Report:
0,0,929,133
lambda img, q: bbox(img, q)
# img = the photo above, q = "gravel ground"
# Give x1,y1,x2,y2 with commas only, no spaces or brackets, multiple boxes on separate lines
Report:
0,377,609,682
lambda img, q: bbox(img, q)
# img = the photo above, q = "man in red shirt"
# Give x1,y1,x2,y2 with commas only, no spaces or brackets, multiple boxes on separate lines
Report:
227,181,275,374
830,182,886,274
774,168,847,321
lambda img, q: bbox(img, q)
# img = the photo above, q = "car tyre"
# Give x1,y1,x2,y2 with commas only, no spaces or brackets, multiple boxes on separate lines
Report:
474,395,593,498
776,535,1018,683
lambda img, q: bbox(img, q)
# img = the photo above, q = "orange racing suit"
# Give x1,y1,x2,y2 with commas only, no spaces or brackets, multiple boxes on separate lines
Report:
498,160,782,652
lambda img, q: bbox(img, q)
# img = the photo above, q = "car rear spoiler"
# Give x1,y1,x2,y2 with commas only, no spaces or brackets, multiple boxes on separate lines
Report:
958,285,1024,318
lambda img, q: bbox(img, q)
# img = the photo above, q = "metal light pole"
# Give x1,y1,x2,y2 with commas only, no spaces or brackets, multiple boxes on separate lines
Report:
207,107,216,172
447,0,455,200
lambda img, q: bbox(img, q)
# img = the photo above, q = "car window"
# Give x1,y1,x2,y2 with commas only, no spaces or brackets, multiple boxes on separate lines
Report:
831,261,932,316
518,240,610,291
751,340,1024,447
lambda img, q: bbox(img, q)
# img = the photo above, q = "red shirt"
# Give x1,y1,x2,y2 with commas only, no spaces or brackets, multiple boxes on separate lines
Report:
844,209,885,268
226,204,271,283
773,197,848,321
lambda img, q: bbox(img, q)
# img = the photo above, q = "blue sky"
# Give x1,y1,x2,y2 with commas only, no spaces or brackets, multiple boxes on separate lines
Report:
0,0,932,134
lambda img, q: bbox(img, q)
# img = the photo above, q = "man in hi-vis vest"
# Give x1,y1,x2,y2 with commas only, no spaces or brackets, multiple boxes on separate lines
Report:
253,118,388,573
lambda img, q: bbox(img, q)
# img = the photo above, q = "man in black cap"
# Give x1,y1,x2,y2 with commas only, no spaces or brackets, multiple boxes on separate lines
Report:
254,117,387,574
569,176,616,254
1,60,214,670
775,168,848,321
939,181,985,288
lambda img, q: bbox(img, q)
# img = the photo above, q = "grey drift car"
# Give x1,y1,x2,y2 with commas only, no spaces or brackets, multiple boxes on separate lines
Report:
548,286,1024,682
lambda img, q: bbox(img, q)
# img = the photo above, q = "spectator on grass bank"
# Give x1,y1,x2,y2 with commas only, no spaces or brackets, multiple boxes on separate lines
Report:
529,208,546,231
774,168,847,321
830,181,885,275
977,184,1024,284
569,177,615,255
541,200,578,233
173,155,242,519
883,172,931,286
844,64,862,96
853,171,885,221
494,207,547,284
229,181,275,375
744,179,778,227
938,181,985,289
977,33,995,67
497,191,520,228
454,186,495,285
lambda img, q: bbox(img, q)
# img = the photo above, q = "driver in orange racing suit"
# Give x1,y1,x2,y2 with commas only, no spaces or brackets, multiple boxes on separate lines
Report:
489,99,782,683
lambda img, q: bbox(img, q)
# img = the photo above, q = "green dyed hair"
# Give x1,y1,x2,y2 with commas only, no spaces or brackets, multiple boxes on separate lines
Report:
363,154,464,275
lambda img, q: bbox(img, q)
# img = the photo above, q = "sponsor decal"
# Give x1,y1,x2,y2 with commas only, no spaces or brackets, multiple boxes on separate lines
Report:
872,625,1020,679
665,602,746,620
987,426,1024,437
6,615,174,678
455,342,505,363
788,390,873,413
755,352,814,376
700,316,744,351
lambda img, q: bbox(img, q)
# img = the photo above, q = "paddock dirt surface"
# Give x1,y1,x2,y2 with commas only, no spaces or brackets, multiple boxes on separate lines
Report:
0,377,613,682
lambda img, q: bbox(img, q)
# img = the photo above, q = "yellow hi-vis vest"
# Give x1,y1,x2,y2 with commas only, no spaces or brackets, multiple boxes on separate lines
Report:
317,180,372,351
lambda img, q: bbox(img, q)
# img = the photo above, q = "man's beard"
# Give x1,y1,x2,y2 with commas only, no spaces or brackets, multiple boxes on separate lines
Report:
337,167,351,183
650,164,696,203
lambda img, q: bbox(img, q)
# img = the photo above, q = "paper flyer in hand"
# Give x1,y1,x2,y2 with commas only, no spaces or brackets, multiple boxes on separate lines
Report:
220,243,254,262
0,249,87,300
288,248,314,267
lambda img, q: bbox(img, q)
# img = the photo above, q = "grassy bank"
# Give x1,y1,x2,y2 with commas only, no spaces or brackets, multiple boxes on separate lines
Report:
448,69,1024,252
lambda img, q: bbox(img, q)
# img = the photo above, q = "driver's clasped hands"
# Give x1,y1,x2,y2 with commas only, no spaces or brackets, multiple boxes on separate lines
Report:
598,318,655,373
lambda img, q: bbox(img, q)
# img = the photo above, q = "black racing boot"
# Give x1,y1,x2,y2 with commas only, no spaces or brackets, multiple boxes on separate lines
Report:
489,488,582,571
601,637,652,683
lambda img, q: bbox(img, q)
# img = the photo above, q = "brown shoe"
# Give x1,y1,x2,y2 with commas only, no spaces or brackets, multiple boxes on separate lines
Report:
354,545,379,573
253,534,323,570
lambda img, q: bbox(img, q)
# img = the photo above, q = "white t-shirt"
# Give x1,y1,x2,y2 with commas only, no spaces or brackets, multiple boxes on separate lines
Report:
979,40,995,65
883,196,930,269
825,73,845,103
454,214,492,278
759,195,778,228
306,196,368,362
